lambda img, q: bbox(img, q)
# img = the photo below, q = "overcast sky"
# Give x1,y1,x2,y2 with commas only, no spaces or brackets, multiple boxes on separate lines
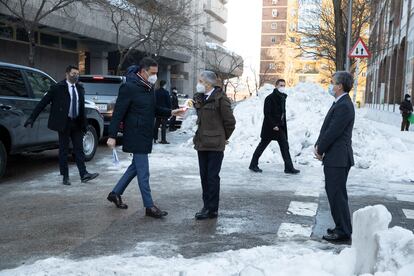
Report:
224,0,262,76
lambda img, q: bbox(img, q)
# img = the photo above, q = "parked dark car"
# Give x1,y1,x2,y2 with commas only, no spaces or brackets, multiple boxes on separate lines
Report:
0,62,104,179
80,75,125,136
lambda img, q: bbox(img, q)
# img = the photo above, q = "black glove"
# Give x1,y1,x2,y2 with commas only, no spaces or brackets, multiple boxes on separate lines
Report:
24,118,34,128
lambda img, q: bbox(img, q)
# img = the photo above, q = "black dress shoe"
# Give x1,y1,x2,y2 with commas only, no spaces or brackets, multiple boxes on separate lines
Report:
195,208,218,220
159,140,170,144
322,233,351,244
249,166,263,173
284,168,300,174
81,172,99,183
62,176,71,186
327,228,335,234
146,206,168,218
107,192,128,209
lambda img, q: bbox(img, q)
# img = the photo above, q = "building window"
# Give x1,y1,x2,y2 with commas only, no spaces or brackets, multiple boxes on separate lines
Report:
290,23,296,32
272,0,278,4
0,22,13,39
16,28,29,42
271,36,276,43
272,9,278,17
290,37,296,43
40,33,59,48
271,23,277,30
268,63,275,70
61,37,77,51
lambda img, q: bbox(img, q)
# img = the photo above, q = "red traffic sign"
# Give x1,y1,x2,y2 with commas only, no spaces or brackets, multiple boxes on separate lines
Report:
348,37,371,58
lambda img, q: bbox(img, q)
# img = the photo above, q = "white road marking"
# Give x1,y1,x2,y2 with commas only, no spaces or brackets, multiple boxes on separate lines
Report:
277,223,313,238
396,194,414,202
287,201,318,217
402,209,414,219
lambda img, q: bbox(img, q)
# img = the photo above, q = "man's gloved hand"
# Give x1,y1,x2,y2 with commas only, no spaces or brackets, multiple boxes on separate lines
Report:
24,118,34,128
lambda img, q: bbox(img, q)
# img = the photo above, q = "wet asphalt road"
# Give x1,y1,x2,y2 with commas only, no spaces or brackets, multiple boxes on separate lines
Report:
1,137,413,270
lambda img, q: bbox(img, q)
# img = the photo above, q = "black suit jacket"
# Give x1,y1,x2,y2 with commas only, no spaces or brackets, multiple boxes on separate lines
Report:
316,93,355,167
29,80,87,132
260,89,288,141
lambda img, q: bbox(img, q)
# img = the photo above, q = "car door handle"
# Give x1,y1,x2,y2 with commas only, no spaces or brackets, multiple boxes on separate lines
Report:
0,104,12,110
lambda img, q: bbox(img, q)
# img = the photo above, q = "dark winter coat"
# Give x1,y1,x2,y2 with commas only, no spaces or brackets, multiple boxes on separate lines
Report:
171,92,179,109
315,94,355,168
400,95,413,118
260,88,288,141
28,80,87,132
108,72,171,154
193,87,236,152
155,87,172,114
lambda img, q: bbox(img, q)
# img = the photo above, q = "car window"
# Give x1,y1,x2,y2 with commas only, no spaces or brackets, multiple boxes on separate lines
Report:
26,71,54,99
0,67,28,97
82,82,122,96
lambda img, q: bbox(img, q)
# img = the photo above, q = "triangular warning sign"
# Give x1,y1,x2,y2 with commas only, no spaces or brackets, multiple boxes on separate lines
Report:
349,37,371,58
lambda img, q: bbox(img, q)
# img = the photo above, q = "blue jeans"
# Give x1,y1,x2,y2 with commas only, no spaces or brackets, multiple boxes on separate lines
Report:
112,153,154,208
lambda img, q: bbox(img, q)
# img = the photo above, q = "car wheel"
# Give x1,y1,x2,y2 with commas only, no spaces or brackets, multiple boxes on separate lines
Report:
83,125,98,161
0,141,7,179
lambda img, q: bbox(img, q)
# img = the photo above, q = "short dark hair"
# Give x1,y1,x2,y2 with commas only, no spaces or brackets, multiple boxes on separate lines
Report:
139,57,158,71
276,79,286,86
65,65,79,73
333,71,353,92
160,80,166,87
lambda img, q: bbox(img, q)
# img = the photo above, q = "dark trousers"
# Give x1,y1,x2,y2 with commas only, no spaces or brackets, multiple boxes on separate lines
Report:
250,136,294,170
154,117,168,141
324,166,352,237
401,116,410,131
169,116,176,130
58,119,87,178
197,151,224,212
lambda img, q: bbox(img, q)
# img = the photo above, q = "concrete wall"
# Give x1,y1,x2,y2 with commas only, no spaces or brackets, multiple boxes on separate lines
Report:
0,40,77,80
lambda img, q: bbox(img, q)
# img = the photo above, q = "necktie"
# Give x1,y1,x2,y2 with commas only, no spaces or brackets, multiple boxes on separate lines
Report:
71,85,78,118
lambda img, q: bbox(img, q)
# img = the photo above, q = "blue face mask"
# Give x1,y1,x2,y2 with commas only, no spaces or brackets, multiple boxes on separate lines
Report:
328,84,336,97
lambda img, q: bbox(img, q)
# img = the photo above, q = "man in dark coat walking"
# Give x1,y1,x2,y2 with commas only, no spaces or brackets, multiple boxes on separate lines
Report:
24,65,99,185
106,58,183,218
153,80,172,143
399,94,413,131
169,87,180,131
314,71,355,244
249,79,300,174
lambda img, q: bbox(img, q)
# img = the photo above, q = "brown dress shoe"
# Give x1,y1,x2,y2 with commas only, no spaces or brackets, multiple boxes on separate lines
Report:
107,192,128,209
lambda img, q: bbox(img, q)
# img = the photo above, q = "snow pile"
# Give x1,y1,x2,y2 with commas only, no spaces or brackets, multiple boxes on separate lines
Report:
2,205,413,276
179,82,414,180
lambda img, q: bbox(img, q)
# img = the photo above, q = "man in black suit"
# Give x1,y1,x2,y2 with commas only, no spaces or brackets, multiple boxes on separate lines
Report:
153,80,172,144
25,65,98,185
314,71,355,243
249,79,300,174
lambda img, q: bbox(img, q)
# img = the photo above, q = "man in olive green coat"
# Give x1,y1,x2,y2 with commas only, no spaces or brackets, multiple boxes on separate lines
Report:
193,70,236,220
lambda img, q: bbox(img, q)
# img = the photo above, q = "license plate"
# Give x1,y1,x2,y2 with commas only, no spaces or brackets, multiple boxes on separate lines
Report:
96,104,107,112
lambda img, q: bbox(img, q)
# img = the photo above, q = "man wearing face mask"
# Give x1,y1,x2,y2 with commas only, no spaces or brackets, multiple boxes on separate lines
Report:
314,71,355,244
106,57,184,219
399,94,413,131
249,79,300,174
193,71,236,220
24,65,99,185
153,80,172,143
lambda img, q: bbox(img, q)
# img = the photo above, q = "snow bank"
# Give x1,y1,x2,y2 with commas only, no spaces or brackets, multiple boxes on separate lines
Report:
2,205,413,276
180,82,414,180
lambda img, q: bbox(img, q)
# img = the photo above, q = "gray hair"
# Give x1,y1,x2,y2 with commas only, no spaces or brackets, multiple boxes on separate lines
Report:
333,71,354,92
200,70,218,86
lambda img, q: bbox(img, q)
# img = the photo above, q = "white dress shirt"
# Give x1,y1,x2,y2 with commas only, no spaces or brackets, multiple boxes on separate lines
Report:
66,80,79,117
204,88,215,100
335,92,348,103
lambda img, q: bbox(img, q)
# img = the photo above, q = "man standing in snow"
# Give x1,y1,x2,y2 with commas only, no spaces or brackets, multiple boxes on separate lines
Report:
314,71,355,243
249,79,300,174
399,94,413,131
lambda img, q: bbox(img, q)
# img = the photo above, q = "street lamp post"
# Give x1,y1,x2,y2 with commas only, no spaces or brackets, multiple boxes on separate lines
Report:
345,0,353,72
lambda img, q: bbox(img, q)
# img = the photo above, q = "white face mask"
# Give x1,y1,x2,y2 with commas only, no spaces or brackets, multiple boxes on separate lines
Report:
196,83,206,93
328,84,336,97
147,74,157,85
278,87,286,93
